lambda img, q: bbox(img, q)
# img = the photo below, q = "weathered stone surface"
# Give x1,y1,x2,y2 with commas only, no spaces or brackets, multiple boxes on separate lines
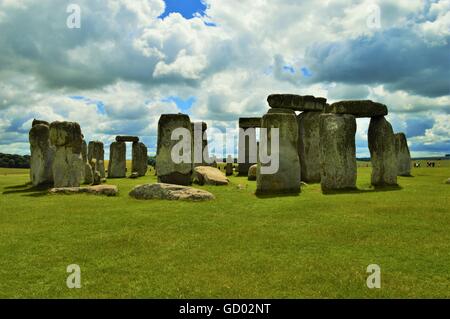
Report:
248,164,257,181
132,142,148,177
156,114,192,185
319,114,357,191
239,117,262,128
49,184,118,196
32,119,50,127
368,116,398,186
81,140,88,162
256,110,301,194
129,183,215,201
49,121,83,188
116,135,139,143
29,123,54,186
395,133,412,177
129,172,139,179
226,156,234,176
191,122,210,166
238,119,259,175
326,100,388,118
92,167,101,185
193,166,229,185
267,94,326,111
84,162,93,184
88,141,105,178
297,111,321,183
108,141,126,178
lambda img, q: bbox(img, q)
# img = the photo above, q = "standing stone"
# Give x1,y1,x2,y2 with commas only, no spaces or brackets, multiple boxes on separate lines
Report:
49,121,83,188
368,116,398,186
132,142,148,177
191,122,209,166
225,155,233,176
297,111,322,183
238,117,261,175
29,123,54,186
81,139,93,184
319,114,357,191
88,141,105,178
395,133,412,176
256,109,301,195
108,141,126,178
156,114,193,185
248,164,257,181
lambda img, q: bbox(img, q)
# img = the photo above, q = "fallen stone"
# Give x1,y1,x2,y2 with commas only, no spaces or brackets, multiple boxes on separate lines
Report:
368,116,398,186
394,133,412,176
445,178,450,184
248,164,257,181
193,166,229,185
129,172,139,179
267,94,326,111
319,114,357,191
325,100,388,118
49,184,118,196
116,135,139,143
129,183,215,201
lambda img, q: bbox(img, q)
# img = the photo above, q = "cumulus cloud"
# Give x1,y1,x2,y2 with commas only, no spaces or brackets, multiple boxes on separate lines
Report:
0,0,449,157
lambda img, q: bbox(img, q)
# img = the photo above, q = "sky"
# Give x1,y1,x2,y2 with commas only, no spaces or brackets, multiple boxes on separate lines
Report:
0,0,449,158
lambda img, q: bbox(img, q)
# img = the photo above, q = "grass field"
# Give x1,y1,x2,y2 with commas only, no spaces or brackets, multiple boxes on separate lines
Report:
0,162,449,298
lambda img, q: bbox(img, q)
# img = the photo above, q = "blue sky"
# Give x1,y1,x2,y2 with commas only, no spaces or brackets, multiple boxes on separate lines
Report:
159,0,207,19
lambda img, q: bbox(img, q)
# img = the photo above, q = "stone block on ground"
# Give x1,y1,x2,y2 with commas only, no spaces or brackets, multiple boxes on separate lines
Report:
129,183,214,201
193,166,229,185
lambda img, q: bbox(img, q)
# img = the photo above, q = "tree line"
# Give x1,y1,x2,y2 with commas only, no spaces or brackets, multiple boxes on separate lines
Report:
0,153,31,168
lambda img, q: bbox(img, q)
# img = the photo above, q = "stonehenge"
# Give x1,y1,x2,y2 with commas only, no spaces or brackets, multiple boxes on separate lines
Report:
256,109,301,195
132,142,148,176
49,121,83,188
156,113,193,185
319,114,357,191
29,120,54,186
238,117,261,175
395,133,412,176
368,116,398,186
88,141,105,178
108,141,126,178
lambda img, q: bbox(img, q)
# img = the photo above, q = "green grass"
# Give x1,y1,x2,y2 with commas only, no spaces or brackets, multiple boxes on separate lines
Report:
0,164,449,298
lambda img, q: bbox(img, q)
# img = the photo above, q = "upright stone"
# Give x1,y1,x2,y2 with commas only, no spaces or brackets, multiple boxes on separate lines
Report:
191,122,209,166
81,139,93,184
29,123,54,186
297,112,321,183
238,117,261,175
49,121,83,188
132,142,148,176
88,141,105,178
108,141,126,178
156,114,193,185
368,116,398,186
256,109,301,195
225,155,233,176
395,133,412,176
319,114,357,191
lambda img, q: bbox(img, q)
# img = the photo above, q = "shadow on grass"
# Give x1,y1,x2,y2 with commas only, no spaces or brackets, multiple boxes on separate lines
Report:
322,185,403,195
2,183,51,197
255,192,301,199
